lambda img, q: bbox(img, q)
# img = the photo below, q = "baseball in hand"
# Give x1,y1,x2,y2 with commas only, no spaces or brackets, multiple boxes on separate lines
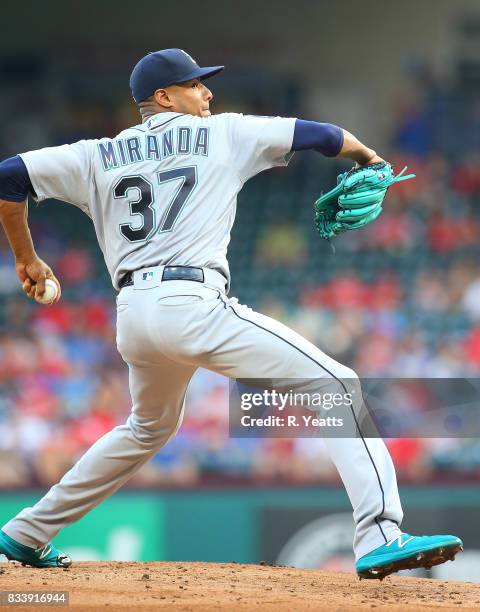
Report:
35,278,59,305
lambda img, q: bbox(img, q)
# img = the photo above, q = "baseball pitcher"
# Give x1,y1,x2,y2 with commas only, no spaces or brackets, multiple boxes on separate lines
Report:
0,49,462,579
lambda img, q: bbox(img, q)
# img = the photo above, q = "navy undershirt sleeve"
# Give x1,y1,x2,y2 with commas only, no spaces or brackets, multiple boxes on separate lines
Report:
0,155,33,202
291,119,344,157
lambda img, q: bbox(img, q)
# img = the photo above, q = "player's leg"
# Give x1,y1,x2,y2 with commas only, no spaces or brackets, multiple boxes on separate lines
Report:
3,360,195,549
170,293,401,559
190,293,461,577
2,292,196,554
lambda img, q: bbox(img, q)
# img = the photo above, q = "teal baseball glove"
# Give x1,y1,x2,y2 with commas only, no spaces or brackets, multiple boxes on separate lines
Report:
314,162,415,240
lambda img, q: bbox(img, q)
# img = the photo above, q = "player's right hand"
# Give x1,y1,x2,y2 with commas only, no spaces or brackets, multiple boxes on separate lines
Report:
15,256,62,304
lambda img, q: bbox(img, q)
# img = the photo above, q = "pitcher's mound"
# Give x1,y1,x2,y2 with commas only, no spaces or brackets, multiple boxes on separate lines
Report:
1,561,479,610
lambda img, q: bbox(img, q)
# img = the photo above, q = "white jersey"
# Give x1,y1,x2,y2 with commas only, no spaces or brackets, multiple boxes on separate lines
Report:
20,112,296,290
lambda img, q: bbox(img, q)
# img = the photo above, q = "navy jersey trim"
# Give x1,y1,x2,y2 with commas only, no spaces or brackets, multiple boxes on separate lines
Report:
0,155,34,202
127,114,184,134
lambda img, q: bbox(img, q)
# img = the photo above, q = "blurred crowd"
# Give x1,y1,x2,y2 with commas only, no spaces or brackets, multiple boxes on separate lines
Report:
1,62,480,489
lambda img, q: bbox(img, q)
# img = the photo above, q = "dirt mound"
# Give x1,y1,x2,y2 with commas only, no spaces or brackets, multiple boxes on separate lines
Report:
1,561,479,611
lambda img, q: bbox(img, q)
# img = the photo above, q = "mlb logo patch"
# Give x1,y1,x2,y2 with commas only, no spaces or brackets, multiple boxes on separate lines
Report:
143,271,154,281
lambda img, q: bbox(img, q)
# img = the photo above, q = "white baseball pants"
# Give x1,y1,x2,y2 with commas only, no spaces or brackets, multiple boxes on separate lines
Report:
3,266,403,559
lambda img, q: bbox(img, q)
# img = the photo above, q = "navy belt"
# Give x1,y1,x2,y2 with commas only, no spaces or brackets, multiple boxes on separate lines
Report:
118,266,205,289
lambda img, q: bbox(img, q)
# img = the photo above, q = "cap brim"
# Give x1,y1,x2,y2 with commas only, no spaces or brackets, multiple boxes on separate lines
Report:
178,65,224,84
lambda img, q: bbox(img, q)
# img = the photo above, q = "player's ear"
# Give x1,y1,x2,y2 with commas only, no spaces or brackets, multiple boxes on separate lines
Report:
153,88,173,109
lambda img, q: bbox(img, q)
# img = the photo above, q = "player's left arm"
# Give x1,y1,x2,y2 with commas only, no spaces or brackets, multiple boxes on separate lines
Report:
298,121,416,240
0,156,61,302
291,120,384,165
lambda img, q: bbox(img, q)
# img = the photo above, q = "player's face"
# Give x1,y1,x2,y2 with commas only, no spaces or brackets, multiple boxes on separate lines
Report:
165,78,213,117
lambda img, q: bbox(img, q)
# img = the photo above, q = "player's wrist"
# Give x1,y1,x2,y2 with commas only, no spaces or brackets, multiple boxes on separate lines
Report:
15,250,39,268
337,130,380,165
355,149,378,165
360,153,385,166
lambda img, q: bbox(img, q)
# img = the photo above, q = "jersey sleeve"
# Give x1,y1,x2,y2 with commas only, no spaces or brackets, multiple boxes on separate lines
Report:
224,113,296,183
19,140,93,212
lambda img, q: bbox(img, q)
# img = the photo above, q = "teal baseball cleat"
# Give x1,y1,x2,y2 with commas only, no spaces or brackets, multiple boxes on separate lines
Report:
0,530,71,568
356,533,463,580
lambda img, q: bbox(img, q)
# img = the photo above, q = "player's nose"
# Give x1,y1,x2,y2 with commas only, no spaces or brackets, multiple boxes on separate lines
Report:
203,84,213,101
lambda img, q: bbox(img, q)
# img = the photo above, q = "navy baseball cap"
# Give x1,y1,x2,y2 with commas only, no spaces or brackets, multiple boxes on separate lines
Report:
130,48,224,103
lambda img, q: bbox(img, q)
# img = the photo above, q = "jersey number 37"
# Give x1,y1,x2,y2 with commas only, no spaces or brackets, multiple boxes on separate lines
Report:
113,166,197,242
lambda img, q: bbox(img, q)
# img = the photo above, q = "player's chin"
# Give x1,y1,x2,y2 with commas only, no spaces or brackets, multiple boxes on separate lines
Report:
200,109,211,117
